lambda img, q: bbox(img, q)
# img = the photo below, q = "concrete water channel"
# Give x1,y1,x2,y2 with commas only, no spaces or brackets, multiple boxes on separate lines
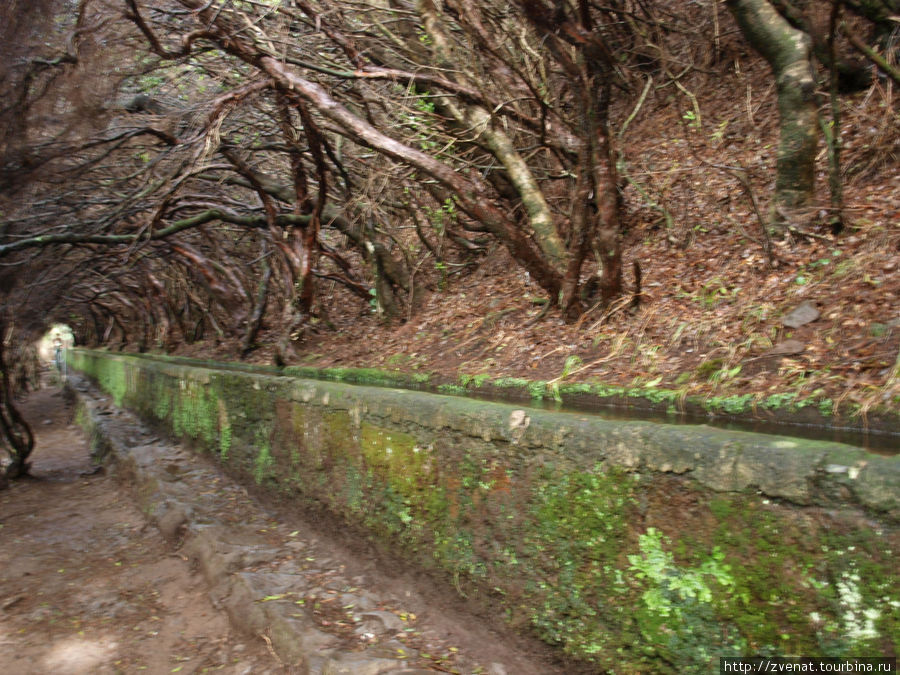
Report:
69,349,899,673
75,350,900,453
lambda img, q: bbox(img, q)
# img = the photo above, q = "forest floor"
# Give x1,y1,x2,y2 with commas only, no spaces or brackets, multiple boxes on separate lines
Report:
180,58,899,433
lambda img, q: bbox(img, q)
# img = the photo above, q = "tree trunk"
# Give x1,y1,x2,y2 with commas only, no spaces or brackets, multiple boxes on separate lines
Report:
414,0,568,272
727,0,819,230
0,329,34,482
241,256,272,356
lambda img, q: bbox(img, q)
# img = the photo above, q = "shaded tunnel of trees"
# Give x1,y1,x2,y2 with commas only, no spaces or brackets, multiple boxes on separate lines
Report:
1,0,898,482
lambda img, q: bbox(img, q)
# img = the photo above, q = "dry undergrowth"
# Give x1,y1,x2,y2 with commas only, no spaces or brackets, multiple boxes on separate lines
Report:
179,54,900,422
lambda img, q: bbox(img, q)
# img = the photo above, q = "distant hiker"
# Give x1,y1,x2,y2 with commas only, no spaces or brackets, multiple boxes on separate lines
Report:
53,338,67,382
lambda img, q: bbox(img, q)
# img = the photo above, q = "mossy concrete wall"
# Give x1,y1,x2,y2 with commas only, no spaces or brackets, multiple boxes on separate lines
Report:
70,349,899,672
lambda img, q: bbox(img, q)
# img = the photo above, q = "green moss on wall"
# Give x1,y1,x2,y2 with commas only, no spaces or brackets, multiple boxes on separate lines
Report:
69,349,899,673
321,410,354,458
218,399,232,459
253,432,274,484
283,365,430,389
152,382,171,421
94,356,128,406
521,466,639,664
650,493,900,668
359,423,425,496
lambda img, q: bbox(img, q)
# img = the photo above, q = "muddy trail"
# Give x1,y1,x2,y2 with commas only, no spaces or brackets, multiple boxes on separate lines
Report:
0,385,282,673
0,383,569,675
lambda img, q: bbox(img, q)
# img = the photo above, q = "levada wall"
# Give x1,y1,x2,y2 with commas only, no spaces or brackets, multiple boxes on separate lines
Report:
70,349,899,672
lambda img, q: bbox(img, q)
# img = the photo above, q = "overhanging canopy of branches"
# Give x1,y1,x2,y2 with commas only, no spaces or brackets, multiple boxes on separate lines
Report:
1,0,896,359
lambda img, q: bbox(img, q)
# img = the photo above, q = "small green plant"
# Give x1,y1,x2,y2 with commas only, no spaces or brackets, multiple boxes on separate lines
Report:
424,197,457,235
710,119,729,145
471,373,490,387
527,380,549,400
682,109,701,130
458,373,490,389
386,353,416,368
435,261,448,291
706,393,754,415
695,358,724,380
762,392,798,410
709,364,741,384
628,528,735,616
415,97,435,115
492,377,530,389
627,528,744,670
697,278,737,308
560,354,583,379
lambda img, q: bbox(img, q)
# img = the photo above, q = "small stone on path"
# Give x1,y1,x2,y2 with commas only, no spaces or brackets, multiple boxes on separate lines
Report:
764,339,806,357
782,301,819,328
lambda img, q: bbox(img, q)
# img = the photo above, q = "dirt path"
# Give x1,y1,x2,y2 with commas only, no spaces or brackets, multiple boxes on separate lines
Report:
0,386,284,674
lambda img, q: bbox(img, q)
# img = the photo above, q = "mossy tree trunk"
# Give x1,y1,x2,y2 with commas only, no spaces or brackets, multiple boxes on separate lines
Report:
727,0,819,231
414,0,569,273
